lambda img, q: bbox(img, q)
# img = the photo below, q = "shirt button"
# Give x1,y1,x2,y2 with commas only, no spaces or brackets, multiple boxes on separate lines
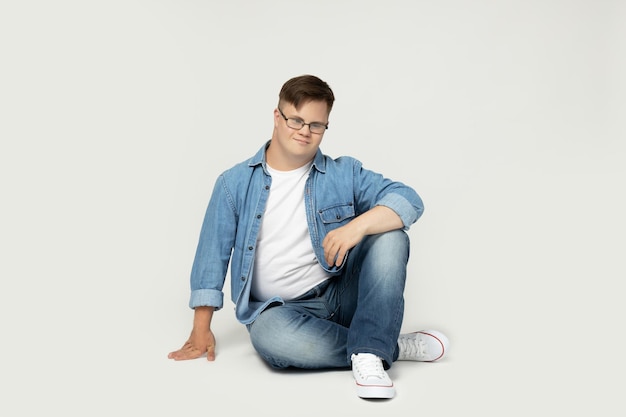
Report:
248,246,253,250
240,276,245,281
257,214,262,219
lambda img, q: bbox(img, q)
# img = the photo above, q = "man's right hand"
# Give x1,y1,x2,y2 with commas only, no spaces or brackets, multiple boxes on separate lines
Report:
168,328,216,361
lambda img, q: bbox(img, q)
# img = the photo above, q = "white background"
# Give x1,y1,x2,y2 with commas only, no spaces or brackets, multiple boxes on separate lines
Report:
1,1,624,415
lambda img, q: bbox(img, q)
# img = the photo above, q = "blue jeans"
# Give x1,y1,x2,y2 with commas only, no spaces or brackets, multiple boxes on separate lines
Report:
246,230,410,369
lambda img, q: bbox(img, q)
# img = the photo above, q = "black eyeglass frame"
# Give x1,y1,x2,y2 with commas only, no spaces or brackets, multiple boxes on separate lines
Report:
277,107,329,134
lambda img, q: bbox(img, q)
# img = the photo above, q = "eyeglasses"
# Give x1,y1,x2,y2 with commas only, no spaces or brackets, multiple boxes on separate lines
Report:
278,107,328,134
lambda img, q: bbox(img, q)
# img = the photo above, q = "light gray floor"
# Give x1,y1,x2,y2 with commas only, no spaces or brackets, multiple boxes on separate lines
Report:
2,1,624,415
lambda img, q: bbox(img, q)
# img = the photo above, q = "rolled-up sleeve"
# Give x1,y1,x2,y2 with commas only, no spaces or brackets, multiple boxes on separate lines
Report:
189,288,224,310
377,192,424,230
188,174,237,311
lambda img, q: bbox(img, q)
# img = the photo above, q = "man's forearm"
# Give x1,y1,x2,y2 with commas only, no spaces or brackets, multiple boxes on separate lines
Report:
354,205,404,236
193,306,215,330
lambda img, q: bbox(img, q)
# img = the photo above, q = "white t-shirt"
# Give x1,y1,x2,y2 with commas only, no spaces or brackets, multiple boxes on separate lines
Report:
251,162,331,301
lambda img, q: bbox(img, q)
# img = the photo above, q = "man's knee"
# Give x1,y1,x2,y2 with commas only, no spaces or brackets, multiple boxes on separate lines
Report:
366,229,410,259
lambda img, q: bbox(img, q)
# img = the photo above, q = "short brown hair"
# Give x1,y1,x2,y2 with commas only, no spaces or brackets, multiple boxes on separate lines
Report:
278,75,335,114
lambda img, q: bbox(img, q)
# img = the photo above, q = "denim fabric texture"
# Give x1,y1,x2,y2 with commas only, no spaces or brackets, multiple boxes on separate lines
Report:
188,140,424,329
247,230,410,369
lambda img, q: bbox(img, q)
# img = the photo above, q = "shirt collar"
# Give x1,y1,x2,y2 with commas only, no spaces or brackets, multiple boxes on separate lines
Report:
248,140,327,174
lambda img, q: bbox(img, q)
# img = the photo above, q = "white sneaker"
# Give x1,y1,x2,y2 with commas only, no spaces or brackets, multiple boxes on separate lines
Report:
397,330,449,362
351,353,396,399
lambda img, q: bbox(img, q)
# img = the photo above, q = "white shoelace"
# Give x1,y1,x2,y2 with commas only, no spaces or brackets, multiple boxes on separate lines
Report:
399,335,426,360
352,354,386,379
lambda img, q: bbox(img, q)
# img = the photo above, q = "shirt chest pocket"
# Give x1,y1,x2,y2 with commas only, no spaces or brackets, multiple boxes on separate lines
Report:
318,203,355,225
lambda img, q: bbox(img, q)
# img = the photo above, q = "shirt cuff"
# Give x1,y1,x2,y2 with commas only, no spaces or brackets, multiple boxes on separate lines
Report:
189,288,224,310
376,193,423,229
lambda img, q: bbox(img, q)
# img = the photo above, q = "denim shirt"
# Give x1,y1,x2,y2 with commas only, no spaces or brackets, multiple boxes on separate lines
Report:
188,141,424,324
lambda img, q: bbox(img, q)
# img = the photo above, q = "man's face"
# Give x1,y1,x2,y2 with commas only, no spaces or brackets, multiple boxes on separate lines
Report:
270,100,329,168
